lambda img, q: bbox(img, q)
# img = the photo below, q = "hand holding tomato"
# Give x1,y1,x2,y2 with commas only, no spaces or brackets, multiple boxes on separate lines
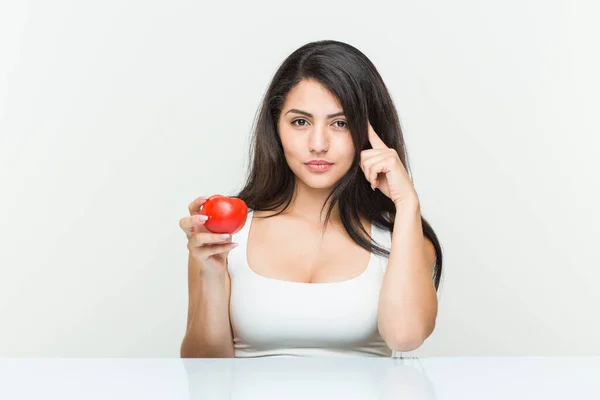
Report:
179,195,247,275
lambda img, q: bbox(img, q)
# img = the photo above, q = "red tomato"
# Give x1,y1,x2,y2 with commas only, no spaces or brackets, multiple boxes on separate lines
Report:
200,195,248,234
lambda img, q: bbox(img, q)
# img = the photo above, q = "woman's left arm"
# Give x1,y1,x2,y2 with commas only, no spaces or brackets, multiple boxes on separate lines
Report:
377,201,438,352
360,123,438,352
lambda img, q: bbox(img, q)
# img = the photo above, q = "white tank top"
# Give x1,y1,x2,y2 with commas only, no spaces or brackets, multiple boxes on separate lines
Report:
227,209,395,357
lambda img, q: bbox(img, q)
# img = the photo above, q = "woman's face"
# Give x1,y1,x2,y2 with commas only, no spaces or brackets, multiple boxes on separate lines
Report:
277,79,355,190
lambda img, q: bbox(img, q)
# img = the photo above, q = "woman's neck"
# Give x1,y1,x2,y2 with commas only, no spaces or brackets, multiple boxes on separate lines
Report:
281,183,341,226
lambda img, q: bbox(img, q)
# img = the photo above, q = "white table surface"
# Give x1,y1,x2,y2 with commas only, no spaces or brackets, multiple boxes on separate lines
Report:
0,356,598,399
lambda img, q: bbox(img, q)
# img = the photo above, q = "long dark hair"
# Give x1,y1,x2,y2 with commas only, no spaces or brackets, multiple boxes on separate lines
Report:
231,40,443,291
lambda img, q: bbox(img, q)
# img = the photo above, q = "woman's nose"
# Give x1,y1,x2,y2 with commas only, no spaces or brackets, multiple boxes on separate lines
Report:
308,124,329,153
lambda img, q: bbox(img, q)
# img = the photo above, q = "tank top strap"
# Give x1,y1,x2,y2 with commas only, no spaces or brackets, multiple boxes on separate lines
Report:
227,209,254,277
232,208,253,244
370,218,392,253
369,215,393,277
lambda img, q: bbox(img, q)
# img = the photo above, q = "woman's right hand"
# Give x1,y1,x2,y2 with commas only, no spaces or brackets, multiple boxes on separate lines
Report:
179,196,238,274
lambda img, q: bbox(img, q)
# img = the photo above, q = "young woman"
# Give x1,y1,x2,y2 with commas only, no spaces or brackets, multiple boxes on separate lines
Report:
179,40,443,358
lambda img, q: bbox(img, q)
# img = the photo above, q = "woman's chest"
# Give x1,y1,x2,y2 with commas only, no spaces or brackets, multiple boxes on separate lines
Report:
246,218,373,284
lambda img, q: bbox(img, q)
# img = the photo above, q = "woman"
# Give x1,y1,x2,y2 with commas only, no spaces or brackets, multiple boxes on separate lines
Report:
179,40,443,358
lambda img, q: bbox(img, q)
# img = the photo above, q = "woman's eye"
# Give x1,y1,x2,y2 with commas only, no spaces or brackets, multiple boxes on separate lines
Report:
292,119,308,127
291,119,347,129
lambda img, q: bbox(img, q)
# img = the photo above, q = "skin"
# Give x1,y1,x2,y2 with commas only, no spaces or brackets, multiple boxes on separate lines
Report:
247,78,373,283
277,78,355,222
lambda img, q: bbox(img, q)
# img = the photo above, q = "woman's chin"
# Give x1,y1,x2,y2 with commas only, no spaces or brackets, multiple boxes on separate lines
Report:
297,175,340,190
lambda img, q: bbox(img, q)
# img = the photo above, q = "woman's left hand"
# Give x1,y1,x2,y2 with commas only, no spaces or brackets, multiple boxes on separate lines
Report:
360,122,419,208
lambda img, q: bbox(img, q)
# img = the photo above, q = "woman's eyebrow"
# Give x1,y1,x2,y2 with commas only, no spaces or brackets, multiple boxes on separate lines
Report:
284,109,345,119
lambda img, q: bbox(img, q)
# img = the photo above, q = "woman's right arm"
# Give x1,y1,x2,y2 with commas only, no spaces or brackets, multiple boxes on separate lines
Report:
180,253,234,358
179,196,237,358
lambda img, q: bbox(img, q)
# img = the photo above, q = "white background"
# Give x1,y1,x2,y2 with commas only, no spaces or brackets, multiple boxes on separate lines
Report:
1,0,598,357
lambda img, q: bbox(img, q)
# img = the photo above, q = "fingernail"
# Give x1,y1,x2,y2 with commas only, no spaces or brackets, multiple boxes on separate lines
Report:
220,234,231,239
231,243,238,248
198,215,208,221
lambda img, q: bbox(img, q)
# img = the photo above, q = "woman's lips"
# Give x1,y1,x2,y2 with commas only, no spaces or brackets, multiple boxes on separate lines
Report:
305,163,332,172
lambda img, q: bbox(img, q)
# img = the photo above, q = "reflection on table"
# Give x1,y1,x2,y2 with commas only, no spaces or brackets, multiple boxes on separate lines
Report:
183,356,436,400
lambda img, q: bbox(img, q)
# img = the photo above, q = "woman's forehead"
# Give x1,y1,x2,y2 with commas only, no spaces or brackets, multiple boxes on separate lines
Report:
282,79,343,115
